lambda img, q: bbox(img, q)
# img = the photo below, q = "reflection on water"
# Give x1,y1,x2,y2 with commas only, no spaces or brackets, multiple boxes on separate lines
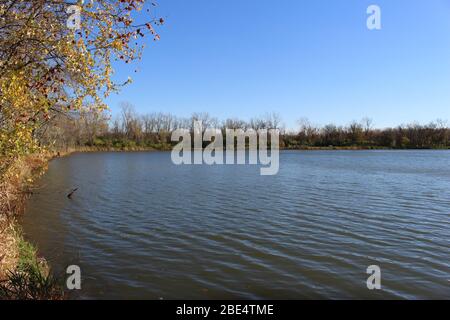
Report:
22,150,450,299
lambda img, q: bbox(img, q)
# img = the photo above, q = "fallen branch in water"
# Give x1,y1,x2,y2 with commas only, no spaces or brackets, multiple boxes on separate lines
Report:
67,188,78,199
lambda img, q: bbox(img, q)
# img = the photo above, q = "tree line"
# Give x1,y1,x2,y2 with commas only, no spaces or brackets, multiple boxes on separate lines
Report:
38,103,450,151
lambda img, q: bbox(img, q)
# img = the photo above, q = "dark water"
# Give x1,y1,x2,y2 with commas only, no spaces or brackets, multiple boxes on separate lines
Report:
22,151,450,299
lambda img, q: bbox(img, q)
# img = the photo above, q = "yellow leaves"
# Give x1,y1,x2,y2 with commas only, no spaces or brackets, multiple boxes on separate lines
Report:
1,0,162,164
0,68,39,159
111,39,123,51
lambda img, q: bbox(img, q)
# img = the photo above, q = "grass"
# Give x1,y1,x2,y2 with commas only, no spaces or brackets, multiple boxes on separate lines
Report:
0,230,64,300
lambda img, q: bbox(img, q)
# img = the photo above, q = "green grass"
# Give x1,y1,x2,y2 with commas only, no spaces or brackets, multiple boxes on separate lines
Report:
17,237,39,273
0,231,64,300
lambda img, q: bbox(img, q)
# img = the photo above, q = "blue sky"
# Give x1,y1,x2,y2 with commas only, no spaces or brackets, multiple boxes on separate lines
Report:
105,0,450,129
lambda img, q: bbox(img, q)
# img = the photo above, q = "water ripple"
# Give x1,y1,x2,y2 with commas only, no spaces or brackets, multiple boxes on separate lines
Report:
22,150,450,299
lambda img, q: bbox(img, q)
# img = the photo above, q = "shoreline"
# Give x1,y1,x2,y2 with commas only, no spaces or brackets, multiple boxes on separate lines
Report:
0,153,58,298
55,145,450,155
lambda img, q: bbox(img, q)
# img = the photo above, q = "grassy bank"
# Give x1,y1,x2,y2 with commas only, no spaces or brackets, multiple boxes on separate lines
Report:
0,154,64,299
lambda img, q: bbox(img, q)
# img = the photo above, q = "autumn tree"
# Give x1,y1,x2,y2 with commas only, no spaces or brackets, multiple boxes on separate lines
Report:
0,0,163,173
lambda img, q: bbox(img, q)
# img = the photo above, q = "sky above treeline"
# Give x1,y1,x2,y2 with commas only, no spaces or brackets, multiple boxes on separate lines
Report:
105,0,450,130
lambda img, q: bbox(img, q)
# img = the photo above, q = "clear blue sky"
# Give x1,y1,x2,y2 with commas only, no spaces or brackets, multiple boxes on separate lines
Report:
105,0,450,129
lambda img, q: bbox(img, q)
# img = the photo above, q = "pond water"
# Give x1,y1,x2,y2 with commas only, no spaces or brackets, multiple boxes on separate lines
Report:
22,150,450,299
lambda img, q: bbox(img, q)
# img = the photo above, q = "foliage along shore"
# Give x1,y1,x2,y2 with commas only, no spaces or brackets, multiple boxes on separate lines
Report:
0,3,163,297
39,104,450,153
0,153,65,299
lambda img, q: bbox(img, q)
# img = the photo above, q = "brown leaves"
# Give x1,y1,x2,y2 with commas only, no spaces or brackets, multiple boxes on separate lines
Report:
146,22,154,32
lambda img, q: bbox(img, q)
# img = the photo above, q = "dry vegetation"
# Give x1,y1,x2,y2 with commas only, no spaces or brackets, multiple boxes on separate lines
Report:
0,155,47,279
0,221,17,279
0,153,67,299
